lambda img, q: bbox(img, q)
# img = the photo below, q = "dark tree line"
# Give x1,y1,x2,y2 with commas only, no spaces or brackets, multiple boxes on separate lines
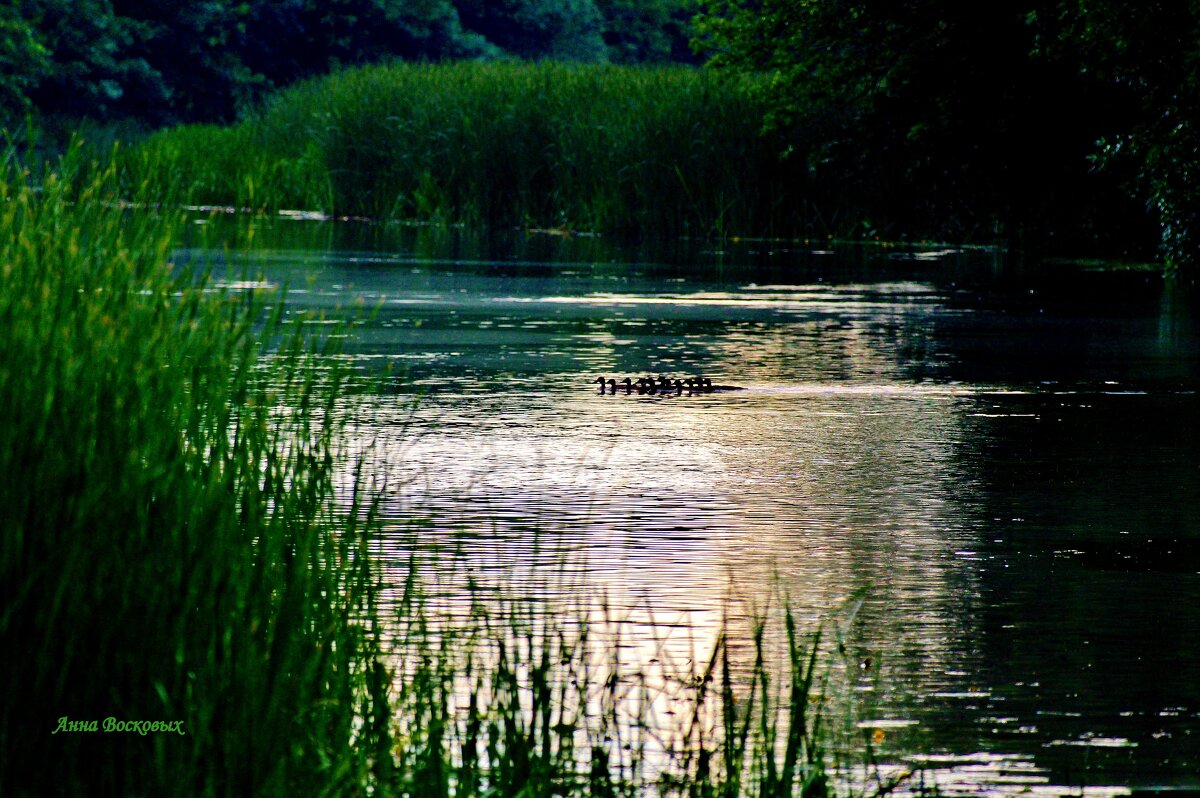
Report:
4,0,1196,271
694,0,1200,273
1,0,695,125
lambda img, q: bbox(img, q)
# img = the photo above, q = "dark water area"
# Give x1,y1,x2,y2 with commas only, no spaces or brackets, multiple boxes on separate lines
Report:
188,219,1200,795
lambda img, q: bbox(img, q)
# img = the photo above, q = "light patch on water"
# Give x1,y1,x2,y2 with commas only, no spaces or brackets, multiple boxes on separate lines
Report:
931,691,992,699
971,412,1039,417
209,279,276,290
894,753,1132,798
755,383,1002,397
742,281,940,294
889,248,965,262
1047,737,1138,748
526,290,944,312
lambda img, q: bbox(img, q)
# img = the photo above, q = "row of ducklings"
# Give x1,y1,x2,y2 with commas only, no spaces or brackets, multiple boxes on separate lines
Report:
594,376,743,395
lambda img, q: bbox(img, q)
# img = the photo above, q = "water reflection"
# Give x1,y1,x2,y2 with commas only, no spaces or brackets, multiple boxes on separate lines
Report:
201,223,1200,794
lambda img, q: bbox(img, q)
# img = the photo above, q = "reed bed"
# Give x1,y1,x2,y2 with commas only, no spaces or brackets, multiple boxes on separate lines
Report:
0,145,389,796
123,62,813,238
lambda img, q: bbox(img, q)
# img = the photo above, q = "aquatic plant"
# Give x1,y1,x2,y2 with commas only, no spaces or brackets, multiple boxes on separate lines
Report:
0,143,389,796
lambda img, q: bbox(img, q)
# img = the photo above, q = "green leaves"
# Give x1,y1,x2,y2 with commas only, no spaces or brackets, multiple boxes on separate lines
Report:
0,7,50,119
1038,0,1200,275
455,0,608,61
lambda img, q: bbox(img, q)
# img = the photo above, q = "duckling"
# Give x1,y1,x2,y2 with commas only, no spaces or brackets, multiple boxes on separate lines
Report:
700,377,745,392
594,376,608,394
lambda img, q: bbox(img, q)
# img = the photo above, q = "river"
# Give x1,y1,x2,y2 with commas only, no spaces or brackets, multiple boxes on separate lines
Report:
192,219,1200,795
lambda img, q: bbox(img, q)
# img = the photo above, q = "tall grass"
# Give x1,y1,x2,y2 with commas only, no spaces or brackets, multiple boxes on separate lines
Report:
123,62,813,238
0,146,390,795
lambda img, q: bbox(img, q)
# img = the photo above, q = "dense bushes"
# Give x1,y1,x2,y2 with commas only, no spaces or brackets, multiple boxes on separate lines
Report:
694,0,1194,273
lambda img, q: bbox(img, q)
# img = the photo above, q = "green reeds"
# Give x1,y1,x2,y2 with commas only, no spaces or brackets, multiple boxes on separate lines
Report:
122,62,812,238
364,545,887,798
124,122,334,213
0,145,388,795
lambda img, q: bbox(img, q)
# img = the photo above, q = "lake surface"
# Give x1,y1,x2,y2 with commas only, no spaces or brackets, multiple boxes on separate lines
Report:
195,221,1200,795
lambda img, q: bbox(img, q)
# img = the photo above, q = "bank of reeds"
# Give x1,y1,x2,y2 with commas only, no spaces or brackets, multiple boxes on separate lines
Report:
123,62,813,238
0,146,390,795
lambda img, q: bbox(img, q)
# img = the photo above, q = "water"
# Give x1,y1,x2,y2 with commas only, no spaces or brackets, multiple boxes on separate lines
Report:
196,221,1200,794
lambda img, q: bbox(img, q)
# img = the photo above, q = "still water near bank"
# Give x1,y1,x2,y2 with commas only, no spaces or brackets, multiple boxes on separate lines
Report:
195,221,1199,795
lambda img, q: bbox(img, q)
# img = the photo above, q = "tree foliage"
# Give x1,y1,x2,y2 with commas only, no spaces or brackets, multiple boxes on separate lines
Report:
20,0,153,120
695,0,1197,272
1035,1,1200,274
596,0,696,64
3,0,697,126
455,0,607,61
0,5,50,119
